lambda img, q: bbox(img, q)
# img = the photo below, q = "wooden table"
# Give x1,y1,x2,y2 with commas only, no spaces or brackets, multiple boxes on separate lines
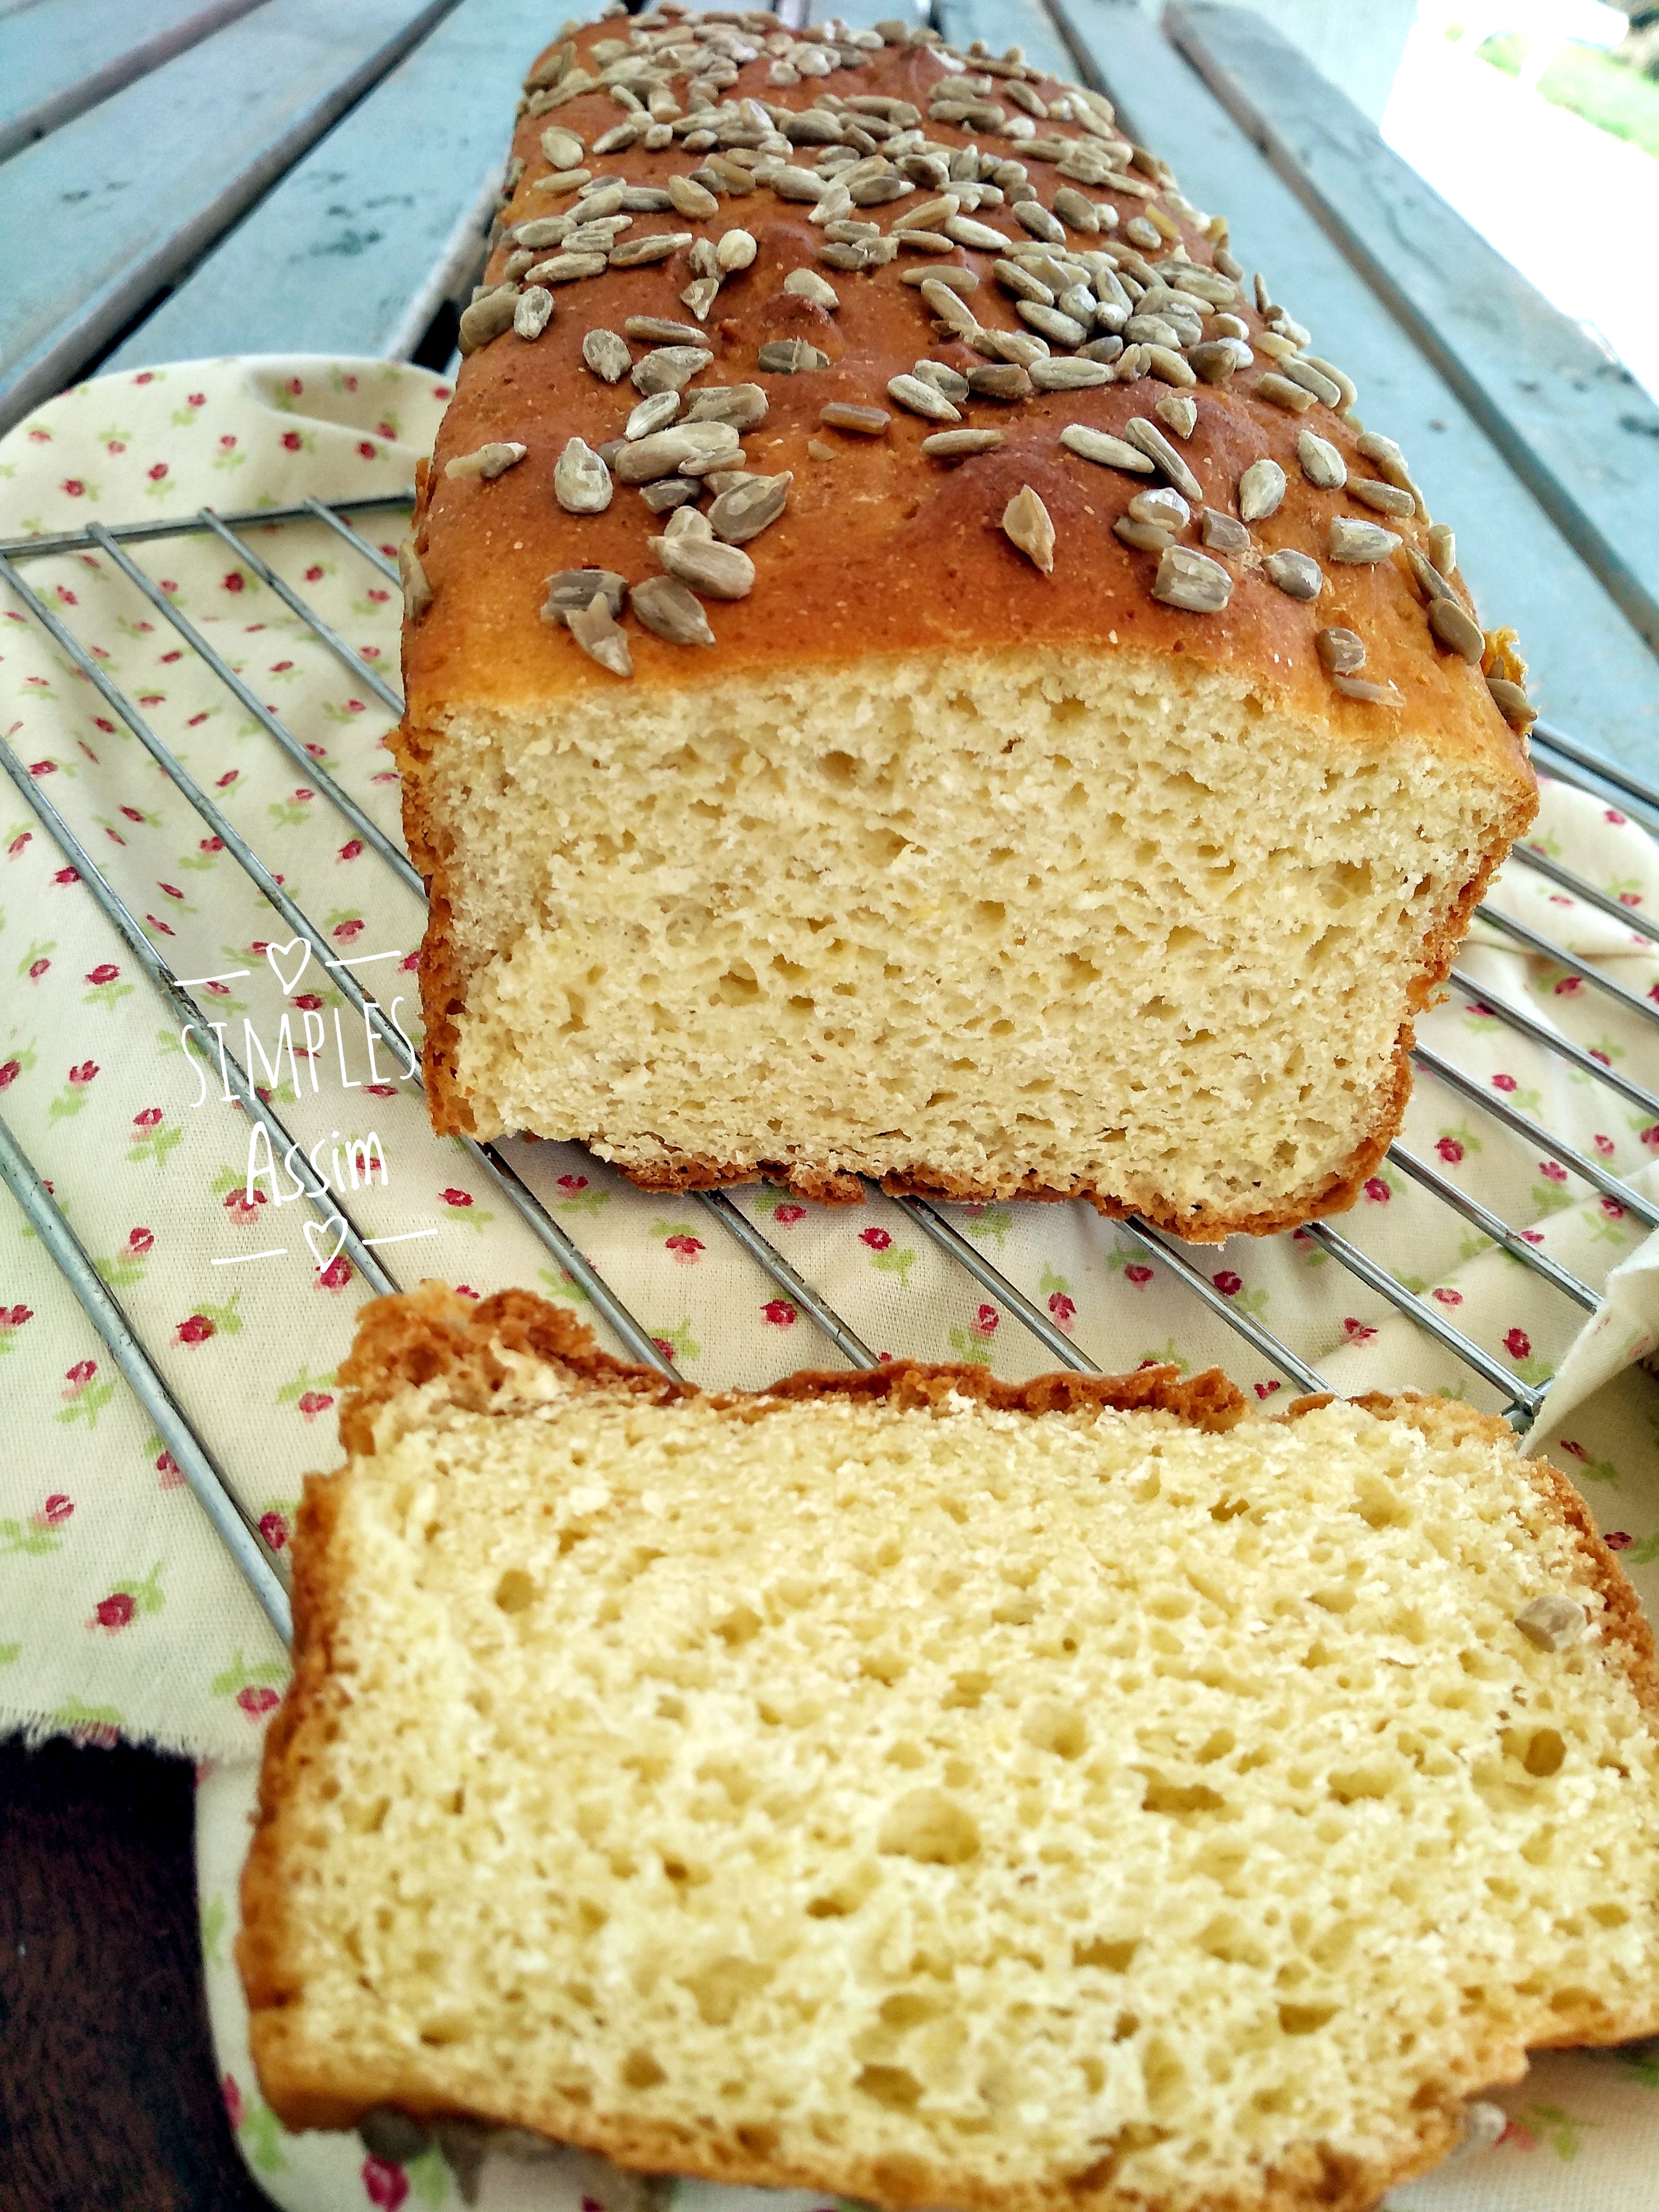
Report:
2,2,1656,2206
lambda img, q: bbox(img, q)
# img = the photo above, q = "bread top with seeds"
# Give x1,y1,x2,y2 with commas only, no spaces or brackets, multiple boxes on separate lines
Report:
401,2,1531,791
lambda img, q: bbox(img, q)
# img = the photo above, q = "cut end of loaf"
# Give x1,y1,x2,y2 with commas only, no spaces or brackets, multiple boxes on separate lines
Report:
404,646,1529,1238
244,1291,1659,2212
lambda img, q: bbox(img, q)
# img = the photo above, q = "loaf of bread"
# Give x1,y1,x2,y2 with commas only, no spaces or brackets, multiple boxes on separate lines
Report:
243,1284,1659,2212
394,7,1537,1240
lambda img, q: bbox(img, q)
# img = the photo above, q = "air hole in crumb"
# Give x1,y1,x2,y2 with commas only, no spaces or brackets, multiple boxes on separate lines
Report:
493,1568,536,1614
856,2065,924,2111
622,2050,666,2088
877,1788,981,1865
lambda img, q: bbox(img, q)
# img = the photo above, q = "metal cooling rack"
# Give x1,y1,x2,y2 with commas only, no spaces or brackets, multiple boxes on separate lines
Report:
3,489,1657,1651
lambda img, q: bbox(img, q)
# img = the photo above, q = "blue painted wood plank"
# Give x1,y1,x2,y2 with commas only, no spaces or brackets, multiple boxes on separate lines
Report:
1168,2,1659,667
104,0,579,371
1033,0,1657,782
0,0,458,436
0,0,272,166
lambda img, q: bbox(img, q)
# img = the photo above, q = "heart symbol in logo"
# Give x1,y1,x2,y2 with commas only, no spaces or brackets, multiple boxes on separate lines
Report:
266,938,311,994
303,1215,347,1275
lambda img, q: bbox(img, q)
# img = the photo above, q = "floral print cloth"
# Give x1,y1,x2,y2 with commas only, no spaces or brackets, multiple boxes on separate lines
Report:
2,356,1659,2208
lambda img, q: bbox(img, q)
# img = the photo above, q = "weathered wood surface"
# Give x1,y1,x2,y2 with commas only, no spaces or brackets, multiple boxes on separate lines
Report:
933,0,1074,77
105,0,565,373
0,0,272,166
0,0,458,438
1024,0,1656,778
1168,2,1659,668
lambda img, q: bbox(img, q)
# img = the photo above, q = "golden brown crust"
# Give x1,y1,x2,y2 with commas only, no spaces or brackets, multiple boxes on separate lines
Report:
246,1293,1659,2210
399,16,1538,1227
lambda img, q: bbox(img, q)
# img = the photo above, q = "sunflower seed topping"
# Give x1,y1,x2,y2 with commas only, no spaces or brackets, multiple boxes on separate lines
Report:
625,316,704,346
888,373,960,422
717,228,758,271
513,287,555,340
1128,487,1190,530
554,436,613,514
540,127,585,168
684,383,768,429
568,590,633,677
819,402,891,435
397,540,431,619
457,286,521,353
1201,508,1250,553
921,429,1006,456
902,262,979,292
533,252,608,284
1275,357,1343,408
1124,417,1202,502
1295,430,1345,490
1429,597,1485,663
969,362,1034,399
444,442,527,481
542,568,626,625
626,389,682,440
1013,199,1065,242
914,359,969,402
785,267,841,308
680,275,721,321
632,344,713,394
1405,547,1456,604
1346,475,1415,520
1238,458,1286,523
1264,549,1323,601
639,477,699,513
1053,185,1103,230
653,534,757,599
1155,391,1197,438
708,471,793,541
1027,356,1111,391
1255,371,1318,416
632,575,717,646
1153,546,1233,613
1316,627,1365,674
1002,484,1055,572
945,214,1013,249
663,504,713,542
610,231,693,266
1060,424,1154,473
1514,1593,1587,1652
1428,523,1457,576
1019,301,1088,346
583,328,631,382
614,422,740,483
1329,516,1401,565
1331,673,1397,705
668,173,719,217
1116,517,1175,552
1487,677,1537,730
759,338,831,373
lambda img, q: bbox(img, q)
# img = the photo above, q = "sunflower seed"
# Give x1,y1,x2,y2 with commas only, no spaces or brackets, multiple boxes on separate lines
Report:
1018,301,1087,346
1060,424,1154,473
524,40,576,93
755,339,827,375
611,231,693,266
594,121,641,156
1124,417,1202,503
1428,524,1457,577
574,180,628,219
531,252,608,284
503,249,535,281
1316,626,1365,674
554,437,613,515
895,228,957,253
1151,394,1196,443
1128,487,1190,530
669,173,719,217
541,127,585,167
1264,549,1323,601
888,373,959,422
1275,357,1343,409
626,390,682,440
457,286,521,353
397,539,431,619
542,568,626,625
1145,345,1195,389
583,328,631,382
509,287,551,341
707,233,753,280
1024,357,1108,392
1255,371,1318,416
944,215,1012,250
1238,458,1286,523
785,267,841,309
914,359,969,402
632,575,716,645
1348,476,1416,520
1329,516,1401,565
921,429,1006,456
1078,334,1125,365
1331,673,1396,705
683,383,768,431
444,441,527,481
640,476,699,512
1053,185,1102,231
654,534,756,598
679,275,719,321
819,401,890,433
1012,199,1065,244
1429,597,1485,663
1201,508,1250,553
1187,341,1241,387
623,187,675,214
1301,354,1357,414
614,422,740,483
1001,484,1054,572
1125,314,1178,349
663,504,713,542
1296,430,1345,490
1487,677,1537,730
708,471,792,540
568,590,633,677
901,264,978,294
632,345,713,395
994,259,1053,305
1153,546,1231,613
772,165,830,202
1403,547,1454,607
986,330,1051,367
510,215,572,248
1514,1593,1587,1652
534,165,592,197
1116,517,1175,552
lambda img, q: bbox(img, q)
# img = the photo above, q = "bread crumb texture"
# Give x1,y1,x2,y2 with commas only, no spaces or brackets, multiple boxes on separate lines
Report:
244,1297,1659,2212
413,646,1521,1236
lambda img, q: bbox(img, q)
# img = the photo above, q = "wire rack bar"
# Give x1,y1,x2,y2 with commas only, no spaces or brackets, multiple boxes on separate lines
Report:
0,1108,292,1645
85,524,422,898
301,495,403,584
694,1190,877,1368
1511,844,1659,947
0,492,414,565
0,736,400,1300
1475,903,1659,1031
1532,720,1659,826
195,508,406,716
1413,1046,1659,1231
1385,1143,1598,1312
1446,966,1659,1119
881,1191,1101,1373
1114,1218,1330,1395
1301,1221,1541,1425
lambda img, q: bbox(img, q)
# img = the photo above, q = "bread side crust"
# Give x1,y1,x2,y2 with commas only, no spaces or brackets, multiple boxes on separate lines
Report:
242,1291,1659,2210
